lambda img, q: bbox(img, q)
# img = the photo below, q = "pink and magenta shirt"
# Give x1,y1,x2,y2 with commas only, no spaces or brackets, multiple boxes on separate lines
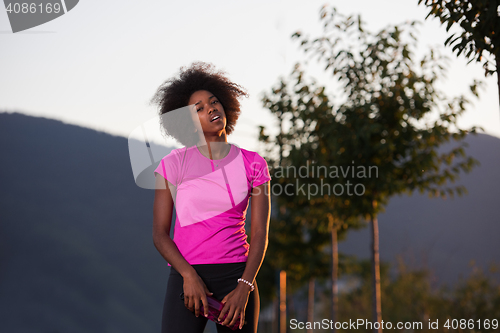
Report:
153,144,271,265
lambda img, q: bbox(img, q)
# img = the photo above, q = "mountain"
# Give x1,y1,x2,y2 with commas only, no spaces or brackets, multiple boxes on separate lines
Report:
339,130,500,283
0,112,168,333
0,112,499,332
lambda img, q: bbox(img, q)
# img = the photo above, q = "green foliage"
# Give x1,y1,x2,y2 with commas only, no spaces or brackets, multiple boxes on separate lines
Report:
289,6,483,328
338,260,500,333
418,0,500,76
450,264,500,326
258,4,482,315
292,5,480,212
258,66,361,303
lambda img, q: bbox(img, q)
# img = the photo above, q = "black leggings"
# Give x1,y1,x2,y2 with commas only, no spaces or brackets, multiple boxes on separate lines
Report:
161,262,259,333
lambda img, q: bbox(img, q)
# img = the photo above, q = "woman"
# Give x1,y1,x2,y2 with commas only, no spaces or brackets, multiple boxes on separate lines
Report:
150,62,271,333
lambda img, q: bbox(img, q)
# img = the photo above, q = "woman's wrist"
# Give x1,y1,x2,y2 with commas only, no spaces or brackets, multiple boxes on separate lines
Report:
237,278,255,292
235,282,252,294
178,265,198,280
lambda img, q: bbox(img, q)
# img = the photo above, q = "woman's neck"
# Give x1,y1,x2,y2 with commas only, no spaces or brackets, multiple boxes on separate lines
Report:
197,139,230,160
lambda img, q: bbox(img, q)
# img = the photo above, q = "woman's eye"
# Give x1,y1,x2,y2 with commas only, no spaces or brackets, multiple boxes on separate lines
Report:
212,100,218,104
196,107,202,112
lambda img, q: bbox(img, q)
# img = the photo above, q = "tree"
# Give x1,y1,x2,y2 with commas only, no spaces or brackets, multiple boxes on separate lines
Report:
418,0,500,108
256,76,331,331
340,259,500,333
292,6,480,332
260,66,362,332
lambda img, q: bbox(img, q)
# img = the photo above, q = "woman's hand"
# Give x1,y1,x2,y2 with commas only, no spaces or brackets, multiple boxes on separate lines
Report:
183,272,213,318
218,282,252,329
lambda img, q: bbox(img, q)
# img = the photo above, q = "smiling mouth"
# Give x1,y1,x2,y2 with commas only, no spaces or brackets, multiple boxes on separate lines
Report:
210,115,221,122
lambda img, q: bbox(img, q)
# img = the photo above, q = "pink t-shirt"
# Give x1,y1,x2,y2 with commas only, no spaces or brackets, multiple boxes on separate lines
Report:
153,144,271,265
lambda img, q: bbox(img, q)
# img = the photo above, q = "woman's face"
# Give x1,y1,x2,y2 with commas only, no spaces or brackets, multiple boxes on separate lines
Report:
188,90,226,136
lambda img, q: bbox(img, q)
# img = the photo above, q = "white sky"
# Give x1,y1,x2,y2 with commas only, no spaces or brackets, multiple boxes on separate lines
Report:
1,0,499,152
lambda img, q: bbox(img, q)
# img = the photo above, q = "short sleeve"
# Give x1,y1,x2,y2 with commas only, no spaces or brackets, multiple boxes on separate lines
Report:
250,153,271,188
153,149,180,186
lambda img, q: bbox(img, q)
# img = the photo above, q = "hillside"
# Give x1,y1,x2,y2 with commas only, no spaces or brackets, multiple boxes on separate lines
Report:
339,130,500,283
0,112,168,333
0,111,499,332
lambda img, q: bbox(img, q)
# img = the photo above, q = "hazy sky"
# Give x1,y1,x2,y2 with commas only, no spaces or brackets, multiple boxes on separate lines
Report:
1,0,499,152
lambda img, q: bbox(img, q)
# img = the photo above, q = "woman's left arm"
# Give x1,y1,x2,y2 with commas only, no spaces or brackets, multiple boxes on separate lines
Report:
218,181,271,329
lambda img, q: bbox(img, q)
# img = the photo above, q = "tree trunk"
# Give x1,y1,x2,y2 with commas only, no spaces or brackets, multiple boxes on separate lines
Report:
280,270,287,333
331,223,339,333
496,56,500,110
370,200,382,333
307,277,315,333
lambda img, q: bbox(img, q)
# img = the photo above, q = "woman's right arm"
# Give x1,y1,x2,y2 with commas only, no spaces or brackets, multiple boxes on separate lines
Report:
152,175,213,317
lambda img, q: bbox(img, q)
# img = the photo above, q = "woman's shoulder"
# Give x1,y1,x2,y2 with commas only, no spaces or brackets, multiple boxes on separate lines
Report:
236,145,269,164
237,145,256,158
155,148,187,171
